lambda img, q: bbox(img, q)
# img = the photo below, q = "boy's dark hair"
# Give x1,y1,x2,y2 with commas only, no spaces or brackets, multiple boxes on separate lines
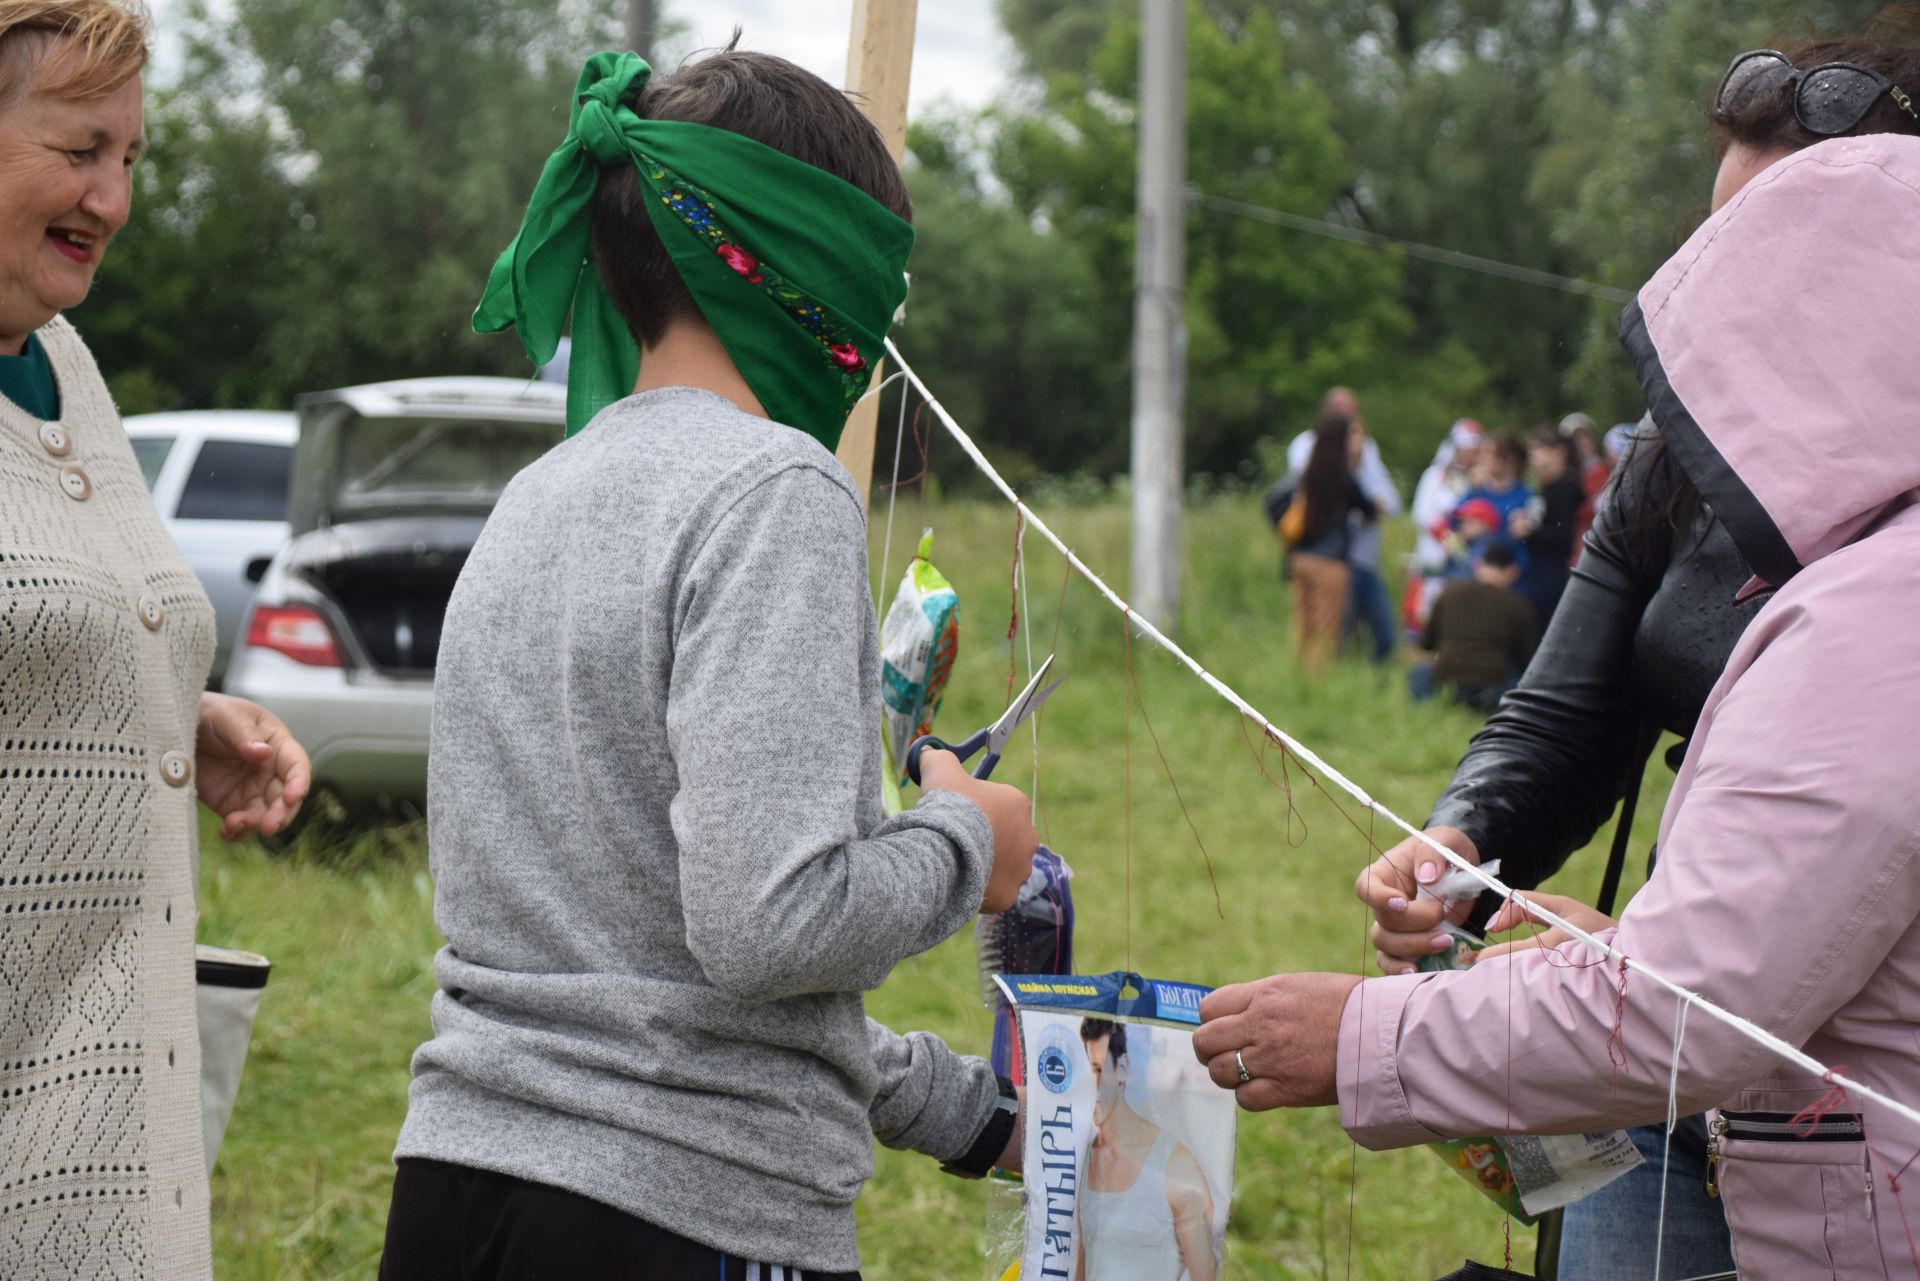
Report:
1079,1018,1128,1063
590,37,913,349
1478,540,1518,572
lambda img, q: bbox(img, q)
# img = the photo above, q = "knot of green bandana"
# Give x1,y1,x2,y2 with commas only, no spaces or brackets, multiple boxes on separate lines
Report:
574,74,637,168
474,50,915,447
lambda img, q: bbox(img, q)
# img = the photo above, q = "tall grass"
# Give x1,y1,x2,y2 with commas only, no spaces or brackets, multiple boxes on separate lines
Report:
199,495,1664,1279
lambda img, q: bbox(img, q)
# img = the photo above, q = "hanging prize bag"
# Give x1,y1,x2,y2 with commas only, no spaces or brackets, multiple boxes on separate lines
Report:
879,529,960,782
985,972,1237,1281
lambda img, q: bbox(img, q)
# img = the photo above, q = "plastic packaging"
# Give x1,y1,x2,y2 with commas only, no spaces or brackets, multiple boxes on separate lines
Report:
987,972,1236,1280
879,529,960,782
1421,904,1644,1218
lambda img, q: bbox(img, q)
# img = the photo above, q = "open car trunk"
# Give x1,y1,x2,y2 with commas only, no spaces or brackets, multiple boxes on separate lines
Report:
283,381,566,678
286,516,486,677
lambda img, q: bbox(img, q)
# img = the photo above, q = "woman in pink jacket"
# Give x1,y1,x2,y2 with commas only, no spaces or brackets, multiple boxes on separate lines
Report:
1195,125,1920,1277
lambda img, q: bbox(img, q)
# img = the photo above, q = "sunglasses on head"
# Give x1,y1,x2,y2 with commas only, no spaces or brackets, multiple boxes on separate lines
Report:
1716,49,1919,137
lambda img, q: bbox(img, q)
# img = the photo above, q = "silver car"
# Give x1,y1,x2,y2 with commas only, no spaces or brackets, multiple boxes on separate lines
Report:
122,411,298,686
224,377,565,820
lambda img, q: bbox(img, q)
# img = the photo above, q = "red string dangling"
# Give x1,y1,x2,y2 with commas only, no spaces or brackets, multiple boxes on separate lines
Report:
1605,955,1632,1091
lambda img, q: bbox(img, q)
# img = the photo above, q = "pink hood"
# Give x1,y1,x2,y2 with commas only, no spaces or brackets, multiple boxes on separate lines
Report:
1338,132,1920,1278
1621,133,1920,587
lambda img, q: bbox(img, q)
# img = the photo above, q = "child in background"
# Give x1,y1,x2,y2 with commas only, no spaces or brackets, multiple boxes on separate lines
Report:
1460,433,1532,532
1410,540,1538,712
380,47,1039,1281
1433,497,1525,584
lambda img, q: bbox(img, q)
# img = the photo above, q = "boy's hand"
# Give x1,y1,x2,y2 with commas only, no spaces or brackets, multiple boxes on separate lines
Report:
996,1086,1026,1175
918,749,1040,913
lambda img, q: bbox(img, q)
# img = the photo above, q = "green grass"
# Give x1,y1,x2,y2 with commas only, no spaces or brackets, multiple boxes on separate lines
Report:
199,494,1667,1279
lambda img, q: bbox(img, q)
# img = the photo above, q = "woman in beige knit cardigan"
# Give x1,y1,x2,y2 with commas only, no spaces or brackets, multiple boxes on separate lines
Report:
0,3,310,1275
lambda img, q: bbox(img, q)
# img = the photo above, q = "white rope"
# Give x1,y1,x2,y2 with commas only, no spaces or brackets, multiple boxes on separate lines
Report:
1653,995,1694,1281
868,368,911,602
885,336,1920,1134
1016,520,1040,818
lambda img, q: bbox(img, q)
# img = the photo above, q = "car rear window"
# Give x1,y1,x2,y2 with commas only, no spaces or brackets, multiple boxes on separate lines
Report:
337,418,559,505
128,436,173,490
175,440,293,521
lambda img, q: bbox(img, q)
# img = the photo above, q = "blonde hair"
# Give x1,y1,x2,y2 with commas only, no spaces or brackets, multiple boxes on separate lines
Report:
0,0,148,112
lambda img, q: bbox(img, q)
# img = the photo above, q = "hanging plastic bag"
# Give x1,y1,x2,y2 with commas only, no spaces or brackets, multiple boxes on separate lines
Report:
1417,899,1643,1219
880,529,960,782
986,972,1236,1281
195,944,270,1174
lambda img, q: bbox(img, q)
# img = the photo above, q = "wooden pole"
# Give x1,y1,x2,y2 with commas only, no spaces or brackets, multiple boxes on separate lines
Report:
834,0,918,509
625,0,654,57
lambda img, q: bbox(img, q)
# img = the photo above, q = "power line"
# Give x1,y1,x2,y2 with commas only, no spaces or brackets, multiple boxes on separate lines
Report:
1193,189,1635,305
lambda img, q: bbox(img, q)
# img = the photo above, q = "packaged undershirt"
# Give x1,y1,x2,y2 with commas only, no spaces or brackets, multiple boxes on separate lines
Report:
986,972,1236,1280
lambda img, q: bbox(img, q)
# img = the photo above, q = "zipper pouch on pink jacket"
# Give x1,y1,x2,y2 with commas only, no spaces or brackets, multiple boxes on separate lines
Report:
1708,1104,1888,1279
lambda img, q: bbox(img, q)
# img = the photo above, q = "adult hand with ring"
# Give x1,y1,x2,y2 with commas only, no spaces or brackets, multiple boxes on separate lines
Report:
1191,972,1362,1110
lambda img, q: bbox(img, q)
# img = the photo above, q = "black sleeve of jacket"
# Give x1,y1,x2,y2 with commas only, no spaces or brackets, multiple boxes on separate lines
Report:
1425,443,1674,891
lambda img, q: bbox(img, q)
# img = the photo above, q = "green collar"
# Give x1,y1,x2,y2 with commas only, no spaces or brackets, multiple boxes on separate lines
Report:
0,333,60,422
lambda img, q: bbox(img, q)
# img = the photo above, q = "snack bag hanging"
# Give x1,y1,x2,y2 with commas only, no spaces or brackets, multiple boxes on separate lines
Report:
1416,878,1644,1220
987,972,1236,1281
880,529,960,781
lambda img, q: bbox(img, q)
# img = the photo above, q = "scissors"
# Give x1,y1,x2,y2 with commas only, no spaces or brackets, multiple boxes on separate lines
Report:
905,653,1064,787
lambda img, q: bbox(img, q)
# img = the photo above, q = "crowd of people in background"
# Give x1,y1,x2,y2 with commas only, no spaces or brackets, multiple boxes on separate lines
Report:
1265,386,1636,707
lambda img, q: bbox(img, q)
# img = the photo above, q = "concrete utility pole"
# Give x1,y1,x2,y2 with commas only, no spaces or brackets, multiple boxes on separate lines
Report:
833,0,919,509
1130,0,1187,632
626,0,654,58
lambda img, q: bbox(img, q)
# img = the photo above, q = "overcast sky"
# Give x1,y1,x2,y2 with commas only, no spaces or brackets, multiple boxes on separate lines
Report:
147,0,1014,114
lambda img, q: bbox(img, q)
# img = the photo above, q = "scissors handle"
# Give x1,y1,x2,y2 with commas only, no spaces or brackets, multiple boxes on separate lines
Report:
905,728,992,787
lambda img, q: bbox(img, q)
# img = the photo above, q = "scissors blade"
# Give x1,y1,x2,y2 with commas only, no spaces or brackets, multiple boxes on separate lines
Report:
987,654,1062,753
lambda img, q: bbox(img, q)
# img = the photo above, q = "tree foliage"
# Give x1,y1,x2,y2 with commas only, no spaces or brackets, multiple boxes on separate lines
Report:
988,0,1889,471
80,0,1897,484
84,0,618,411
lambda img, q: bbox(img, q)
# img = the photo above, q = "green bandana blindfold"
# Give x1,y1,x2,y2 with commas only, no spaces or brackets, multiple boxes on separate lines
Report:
475,51,914,445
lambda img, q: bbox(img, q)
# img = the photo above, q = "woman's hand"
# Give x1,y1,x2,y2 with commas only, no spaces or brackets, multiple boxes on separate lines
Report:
196,692,312,840
1192,972,1363,1110
1353,825,1480,975
1475,892,1615,962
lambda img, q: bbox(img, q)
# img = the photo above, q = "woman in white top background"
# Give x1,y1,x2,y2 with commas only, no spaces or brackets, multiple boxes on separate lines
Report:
0,2,309,1275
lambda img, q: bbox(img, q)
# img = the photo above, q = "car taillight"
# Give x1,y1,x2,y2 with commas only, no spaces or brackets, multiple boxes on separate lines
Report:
245,605,343,667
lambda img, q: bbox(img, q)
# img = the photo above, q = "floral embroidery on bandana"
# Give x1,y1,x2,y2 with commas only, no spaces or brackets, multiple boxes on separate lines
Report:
648,159,872,410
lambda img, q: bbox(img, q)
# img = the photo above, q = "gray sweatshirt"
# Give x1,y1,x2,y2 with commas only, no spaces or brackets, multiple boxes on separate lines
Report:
394,387,999,1271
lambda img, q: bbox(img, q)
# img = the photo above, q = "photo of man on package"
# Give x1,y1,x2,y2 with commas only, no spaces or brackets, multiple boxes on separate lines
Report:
1076,1019,1220,1281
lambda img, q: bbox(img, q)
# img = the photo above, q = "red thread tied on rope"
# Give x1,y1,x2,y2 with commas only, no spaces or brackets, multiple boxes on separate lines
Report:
1605,954,1632,1088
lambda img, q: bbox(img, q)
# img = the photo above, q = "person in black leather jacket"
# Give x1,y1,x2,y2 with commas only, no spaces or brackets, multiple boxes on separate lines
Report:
1357,421,1760,1280
1427,424,1759,893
